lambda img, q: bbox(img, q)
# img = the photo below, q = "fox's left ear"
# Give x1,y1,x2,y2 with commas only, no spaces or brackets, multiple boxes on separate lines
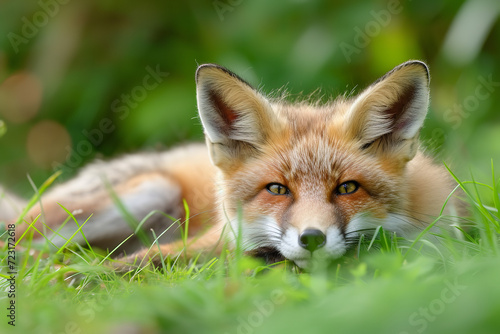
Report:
345,60,430,162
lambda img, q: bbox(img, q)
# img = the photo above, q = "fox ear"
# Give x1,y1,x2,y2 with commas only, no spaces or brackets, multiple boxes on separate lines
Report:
345,60,430,161
196,64,281,168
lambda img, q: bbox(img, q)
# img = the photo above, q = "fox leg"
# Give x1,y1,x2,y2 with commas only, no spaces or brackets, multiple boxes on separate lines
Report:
17,173,184,254
116,222,227,268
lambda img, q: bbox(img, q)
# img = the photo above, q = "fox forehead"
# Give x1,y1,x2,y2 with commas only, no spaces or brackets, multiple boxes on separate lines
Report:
259,100,373,183
268,133,351,185
270,98,351,134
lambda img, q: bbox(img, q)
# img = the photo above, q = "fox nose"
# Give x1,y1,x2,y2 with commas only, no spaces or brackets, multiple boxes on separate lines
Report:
298,229,326,252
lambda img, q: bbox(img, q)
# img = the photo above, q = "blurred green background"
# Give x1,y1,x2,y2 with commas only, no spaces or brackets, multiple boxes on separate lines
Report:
0,0,499,196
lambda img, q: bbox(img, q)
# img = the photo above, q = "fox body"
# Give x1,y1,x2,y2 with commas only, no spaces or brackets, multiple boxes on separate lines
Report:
1,61,460,268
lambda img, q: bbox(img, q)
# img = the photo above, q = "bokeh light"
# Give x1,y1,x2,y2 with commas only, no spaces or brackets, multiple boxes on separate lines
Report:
0,72,42,124
26,120,71,169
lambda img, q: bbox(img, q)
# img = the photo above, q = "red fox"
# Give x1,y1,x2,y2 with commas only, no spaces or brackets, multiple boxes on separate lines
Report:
1,61,461,268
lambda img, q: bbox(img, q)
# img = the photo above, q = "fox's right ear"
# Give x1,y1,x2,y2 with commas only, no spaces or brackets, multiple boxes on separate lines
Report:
344,60,430,163
196,64,282,169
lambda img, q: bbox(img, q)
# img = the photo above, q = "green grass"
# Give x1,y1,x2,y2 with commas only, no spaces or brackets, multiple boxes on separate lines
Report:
1,166,500,334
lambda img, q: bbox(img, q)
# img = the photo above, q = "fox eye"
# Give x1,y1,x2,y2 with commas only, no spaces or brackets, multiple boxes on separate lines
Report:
266,183,289,195
337,181,359,195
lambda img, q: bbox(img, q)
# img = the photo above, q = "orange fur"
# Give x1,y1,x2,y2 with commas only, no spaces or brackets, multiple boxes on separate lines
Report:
2,61,464,269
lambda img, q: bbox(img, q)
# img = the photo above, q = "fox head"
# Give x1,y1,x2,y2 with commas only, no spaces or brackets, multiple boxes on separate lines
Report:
196,61,431,268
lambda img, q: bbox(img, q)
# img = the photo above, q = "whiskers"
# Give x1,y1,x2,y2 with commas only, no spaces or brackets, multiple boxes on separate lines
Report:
390,208,476,241
348,207,471,238
344,227,377,248
237,218,284,251
342,207,478,257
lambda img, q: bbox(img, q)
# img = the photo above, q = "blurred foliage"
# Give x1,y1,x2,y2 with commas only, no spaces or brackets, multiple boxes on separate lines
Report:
0,0,499,196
